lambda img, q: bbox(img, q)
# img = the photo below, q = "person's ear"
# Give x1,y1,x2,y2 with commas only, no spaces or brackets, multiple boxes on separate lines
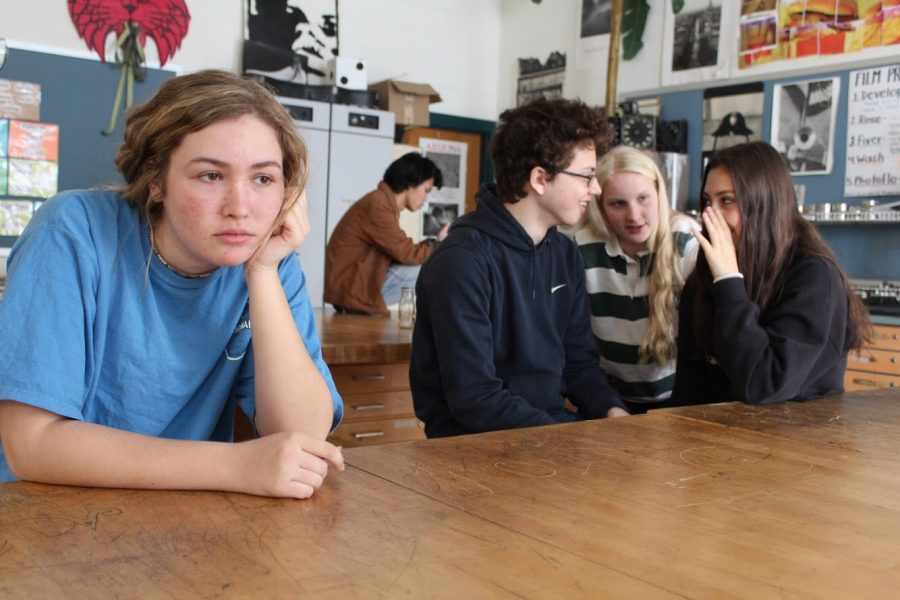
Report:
529,166,549,195
148,180,163,204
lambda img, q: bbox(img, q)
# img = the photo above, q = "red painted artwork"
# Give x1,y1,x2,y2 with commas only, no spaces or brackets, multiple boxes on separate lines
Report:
68,0,190,67
67,0,191,132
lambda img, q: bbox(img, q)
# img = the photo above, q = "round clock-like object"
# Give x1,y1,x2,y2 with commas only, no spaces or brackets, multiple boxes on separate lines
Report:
620,115,657,150
0,38,7,70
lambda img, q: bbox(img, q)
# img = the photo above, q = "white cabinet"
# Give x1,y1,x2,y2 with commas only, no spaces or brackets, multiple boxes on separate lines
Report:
280,98,394,308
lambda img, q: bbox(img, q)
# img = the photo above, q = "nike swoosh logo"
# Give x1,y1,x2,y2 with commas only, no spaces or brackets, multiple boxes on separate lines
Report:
551,284,567,294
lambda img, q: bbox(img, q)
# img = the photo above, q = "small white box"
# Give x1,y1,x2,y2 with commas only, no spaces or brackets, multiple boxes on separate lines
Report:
328,57,367,90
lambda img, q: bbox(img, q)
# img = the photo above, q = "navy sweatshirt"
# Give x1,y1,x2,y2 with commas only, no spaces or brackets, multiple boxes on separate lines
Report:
672,255,851,405
410,184,625,438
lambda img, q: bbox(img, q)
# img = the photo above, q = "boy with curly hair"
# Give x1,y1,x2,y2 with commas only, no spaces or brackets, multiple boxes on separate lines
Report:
410,98,628,438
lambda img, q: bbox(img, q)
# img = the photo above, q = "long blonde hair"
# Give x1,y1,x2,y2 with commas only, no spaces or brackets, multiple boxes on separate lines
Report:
583,146,685,364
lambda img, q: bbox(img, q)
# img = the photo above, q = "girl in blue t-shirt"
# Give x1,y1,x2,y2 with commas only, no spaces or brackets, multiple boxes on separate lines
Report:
0,70,344,499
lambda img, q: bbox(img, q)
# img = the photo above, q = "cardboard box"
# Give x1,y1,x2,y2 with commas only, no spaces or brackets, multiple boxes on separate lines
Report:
368,80,441,126
0,79,41,121
7,120,59,161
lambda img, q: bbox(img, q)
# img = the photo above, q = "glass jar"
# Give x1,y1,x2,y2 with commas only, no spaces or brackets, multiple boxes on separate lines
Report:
398,287,415,328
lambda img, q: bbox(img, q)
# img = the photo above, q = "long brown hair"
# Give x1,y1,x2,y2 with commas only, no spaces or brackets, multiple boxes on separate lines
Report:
691,141,869,353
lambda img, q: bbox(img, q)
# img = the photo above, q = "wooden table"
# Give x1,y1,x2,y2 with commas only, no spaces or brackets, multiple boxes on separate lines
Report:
316,307,411,365
3,390,899,597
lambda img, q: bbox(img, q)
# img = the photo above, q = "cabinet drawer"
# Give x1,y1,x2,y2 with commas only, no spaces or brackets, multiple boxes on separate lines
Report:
844,369,899,391
342,390,415,422
869,325,900,352
330,362,410,395
847,348,900,376
329,416,425,447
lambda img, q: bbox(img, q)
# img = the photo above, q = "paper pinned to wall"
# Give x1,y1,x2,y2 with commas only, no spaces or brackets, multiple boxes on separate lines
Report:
844,63,900,197
419,137,467,239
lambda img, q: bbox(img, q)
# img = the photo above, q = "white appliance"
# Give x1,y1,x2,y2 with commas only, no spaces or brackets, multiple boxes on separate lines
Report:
278,96,331,308
326,104,395,242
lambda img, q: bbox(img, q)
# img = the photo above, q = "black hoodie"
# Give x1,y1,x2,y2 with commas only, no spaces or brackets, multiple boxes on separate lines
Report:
410,184,625,438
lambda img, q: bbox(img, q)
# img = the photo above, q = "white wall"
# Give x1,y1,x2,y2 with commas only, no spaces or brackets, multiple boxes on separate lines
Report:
0,0,502,121
497,0,664,111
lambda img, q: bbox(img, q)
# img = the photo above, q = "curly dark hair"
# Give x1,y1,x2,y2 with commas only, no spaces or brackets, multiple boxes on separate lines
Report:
490,98,611,203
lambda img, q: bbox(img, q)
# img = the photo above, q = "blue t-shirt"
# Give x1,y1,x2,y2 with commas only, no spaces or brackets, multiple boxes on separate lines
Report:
0,190,343,481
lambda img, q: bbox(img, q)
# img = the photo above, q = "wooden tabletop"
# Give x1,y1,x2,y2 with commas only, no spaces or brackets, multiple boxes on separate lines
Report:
344,389,900,598
3,389,899,597
316,307,412,365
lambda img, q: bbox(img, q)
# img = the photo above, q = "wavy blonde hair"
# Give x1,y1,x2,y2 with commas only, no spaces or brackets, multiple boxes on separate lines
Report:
582,146,685,364
115,69,308,229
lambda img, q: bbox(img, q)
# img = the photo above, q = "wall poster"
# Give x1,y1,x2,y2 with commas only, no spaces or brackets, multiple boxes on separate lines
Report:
770,77,840,175
701,82,765,174
844,63,900,196
741,0,900,69
419,138,467,239
661,0,735,86
575,0,612,70
243,0,338,85
516,52,566,107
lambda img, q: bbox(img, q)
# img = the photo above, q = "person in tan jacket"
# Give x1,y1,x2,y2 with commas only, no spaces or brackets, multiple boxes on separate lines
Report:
324,153,447,315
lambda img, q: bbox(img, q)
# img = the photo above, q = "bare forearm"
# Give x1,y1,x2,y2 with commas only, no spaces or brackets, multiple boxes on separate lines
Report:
245,265,332,438
1,401,345,498
1,404,238,491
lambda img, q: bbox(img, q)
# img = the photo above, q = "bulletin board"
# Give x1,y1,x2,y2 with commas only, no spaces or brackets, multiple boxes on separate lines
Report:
0,45,174,247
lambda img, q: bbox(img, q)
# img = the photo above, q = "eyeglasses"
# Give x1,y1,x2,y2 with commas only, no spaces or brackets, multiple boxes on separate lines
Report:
558,170,597,187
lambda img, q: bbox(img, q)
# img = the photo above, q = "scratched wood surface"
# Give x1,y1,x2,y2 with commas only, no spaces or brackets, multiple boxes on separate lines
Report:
315,308,411,365
344,391,900,599
0,466,670,599
663,388,900,456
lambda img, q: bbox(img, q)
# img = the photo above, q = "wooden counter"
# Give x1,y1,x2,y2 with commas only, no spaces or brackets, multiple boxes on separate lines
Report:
4,390,900,597
316,307,412,365
317,308,424,446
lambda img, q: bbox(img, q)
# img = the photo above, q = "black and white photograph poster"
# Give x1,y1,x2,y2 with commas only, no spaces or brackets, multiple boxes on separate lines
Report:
844,64,900,197
576,0,611,70
516,52,566,108
702,83,764,155
243,0,338,85
771,77,840,176
662,0,734,87
420,138,467,239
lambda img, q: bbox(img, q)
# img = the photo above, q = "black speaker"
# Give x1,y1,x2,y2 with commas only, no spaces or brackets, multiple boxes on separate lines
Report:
657,119,687,153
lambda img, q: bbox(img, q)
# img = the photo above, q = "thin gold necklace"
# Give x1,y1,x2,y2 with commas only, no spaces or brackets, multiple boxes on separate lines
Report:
148,225,217,279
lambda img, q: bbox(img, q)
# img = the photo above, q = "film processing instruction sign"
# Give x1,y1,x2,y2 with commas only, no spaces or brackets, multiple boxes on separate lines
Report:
844,63,900,197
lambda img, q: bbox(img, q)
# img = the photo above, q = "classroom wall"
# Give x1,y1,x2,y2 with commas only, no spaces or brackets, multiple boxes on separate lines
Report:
0,0,503,121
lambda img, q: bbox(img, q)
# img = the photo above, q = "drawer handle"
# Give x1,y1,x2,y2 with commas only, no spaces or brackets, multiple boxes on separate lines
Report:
353,403,385,412
353,431,385,440
352,374,386,382
851,377,879,387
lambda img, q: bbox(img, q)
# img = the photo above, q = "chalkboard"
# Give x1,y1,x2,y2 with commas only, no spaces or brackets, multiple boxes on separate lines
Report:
1,46,174,247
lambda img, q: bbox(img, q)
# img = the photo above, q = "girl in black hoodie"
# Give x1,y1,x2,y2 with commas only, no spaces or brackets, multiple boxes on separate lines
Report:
672,141,870,405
